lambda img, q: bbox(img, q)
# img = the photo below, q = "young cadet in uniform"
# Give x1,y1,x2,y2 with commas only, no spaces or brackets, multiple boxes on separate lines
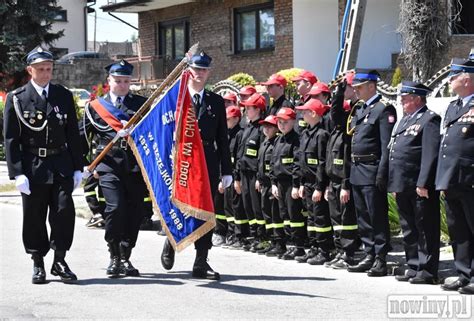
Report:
235,93,267,251
309,82,333,133
81,60,147,278
223,92,238,107
295,99,333,265
346,70,397,277
161,52,232,280
255,115,280,255
269,107,305,260
388,81,441,285
261,74,294,116
436,59,474,294
221,106,245,248
238,85,257,103
292,70,318,134
4,46,83,284
324,74,359,270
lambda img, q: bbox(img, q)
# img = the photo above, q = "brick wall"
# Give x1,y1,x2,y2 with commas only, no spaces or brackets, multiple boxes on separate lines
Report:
138,0,293,84
53,58,113,90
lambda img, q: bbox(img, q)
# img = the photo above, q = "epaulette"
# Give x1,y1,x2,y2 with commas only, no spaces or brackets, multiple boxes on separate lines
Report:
380,97,391,106
11,86,26,95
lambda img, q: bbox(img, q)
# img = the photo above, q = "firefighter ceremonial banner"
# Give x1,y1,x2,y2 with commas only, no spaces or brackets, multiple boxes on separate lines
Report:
128,71,215,252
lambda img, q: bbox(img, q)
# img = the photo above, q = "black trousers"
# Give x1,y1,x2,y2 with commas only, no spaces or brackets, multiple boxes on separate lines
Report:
303,184,334,252
143,193,153,220
396,190,440,278
214,191,227,236
241,170,265,238
99,171,146,248
352,184,391,258
277,179,305,247
22,176,75,257
327,181,358,255
444,186,474,283
83,175,105,215
260,179,279,241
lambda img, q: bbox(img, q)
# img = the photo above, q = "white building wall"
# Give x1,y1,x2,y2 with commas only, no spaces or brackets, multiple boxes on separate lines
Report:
357,0,401,69
292,0,339,82
51,0,87,53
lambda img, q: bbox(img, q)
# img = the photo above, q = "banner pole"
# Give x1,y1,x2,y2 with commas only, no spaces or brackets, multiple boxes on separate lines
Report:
87,42,199,172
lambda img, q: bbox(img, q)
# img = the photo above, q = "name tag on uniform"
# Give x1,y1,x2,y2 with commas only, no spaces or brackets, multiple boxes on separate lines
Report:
307,158,318,165
333,159,344,165
246,148,257,157
282,157,294,164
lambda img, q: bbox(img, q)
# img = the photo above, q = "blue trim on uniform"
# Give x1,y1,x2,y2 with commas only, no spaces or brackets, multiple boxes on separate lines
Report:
353,73,379,82
400,85,431,96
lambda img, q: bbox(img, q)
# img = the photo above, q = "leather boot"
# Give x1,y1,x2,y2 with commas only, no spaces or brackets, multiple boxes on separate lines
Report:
107,242,124,277
192,248,220,280
120,244,140,276
161,238,175,270
347,254,375,273
51,250,77,282
31,254,46,284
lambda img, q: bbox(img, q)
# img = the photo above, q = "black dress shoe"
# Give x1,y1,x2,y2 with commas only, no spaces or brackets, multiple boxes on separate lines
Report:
51,260,78,282
161,239,175,270
32,266,47,284
347,255,374,272
367,257,387,277
192,263,220,280
441,278,469,291
395,274,411,282
119,245,140,276
458,283,474,295
409,276,437,285
282,248,305,260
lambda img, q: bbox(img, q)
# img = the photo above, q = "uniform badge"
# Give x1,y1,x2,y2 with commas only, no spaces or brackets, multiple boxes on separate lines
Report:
462,127,467,133
29,118,35,124
37,113,43,120
23,111,29,118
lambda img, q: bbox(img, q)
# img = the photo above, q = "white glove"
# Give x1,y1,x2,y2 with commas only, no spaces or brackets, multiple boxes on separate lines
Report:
221,175,233,188
117,120,131,137
271,184,279,199
73,170,82,190
82,166,92,179
15,175,31,195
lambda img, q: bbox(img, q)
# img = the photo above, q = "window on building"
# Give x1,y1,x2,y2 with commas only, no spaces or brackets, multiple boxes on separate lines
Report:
451,0,474,34
52,9,67,22
158,18,190,60
234,2,275,53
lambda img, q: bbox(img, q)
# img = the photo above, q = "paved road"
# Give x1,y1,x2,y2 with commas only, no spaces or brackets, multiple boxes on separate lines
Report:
0,201,471,320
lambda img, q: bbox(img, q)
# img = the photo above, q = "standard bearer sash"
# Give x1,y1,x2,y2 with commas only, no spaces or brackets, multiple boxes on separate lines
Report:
90,97,130,132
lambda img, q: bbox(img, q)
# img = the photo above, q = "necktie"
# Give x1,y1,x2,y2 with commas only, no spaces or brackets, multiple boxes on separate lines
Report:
193,94,201,115
41,89,47,101
455,98,463,113
116,96,122,107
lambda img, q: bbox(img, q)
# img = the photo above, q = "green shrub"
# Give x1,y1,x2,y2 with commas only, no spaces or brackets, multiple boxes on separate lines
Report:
227,73,256,87
391,67,402,87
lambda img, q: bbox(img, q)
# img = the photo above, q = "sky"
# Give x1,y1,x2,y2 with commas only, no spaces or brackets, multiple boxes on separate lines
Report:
87,0,139,42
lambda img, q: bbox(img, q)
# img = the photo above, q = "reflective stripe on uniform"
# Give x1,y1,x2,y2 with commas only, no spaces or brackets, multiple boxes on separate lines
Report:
282,157,294,164
284,220,291,226
301,210,309,217
265,223,274,229
249,219,258,225
246,148,257,156
313,226,333,232
333,224,358,231
256,219,266,225
84,191,97,197
333,159,344,165
307,158,318,165
273,223,285,228
299,120,308,127
265,164,271,171
290,221,305,228
226,217,235,222
98,197,106,202
215,214,227,220
144,197,151,202
234,219,249,225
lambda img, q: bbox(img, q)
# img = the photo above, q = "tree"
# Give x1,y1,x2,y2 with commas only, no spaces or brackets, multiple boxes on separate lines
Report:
398,0,450,82
0,0,64,92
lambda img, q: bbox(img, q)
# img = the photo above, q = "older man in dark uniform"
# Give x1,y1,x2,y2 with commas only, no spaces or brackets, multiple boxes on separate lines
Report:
346,70,397,277
437,59,474,294
160,52,233,280
3,46,83,284
388,81,441,284
81,60,147,277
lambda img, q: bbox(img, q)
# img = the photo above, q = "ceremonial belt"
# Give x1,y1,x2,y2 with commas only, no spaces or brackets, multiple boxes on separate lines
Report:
351,154,379,162
97,138,128,150
26,145,67,157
